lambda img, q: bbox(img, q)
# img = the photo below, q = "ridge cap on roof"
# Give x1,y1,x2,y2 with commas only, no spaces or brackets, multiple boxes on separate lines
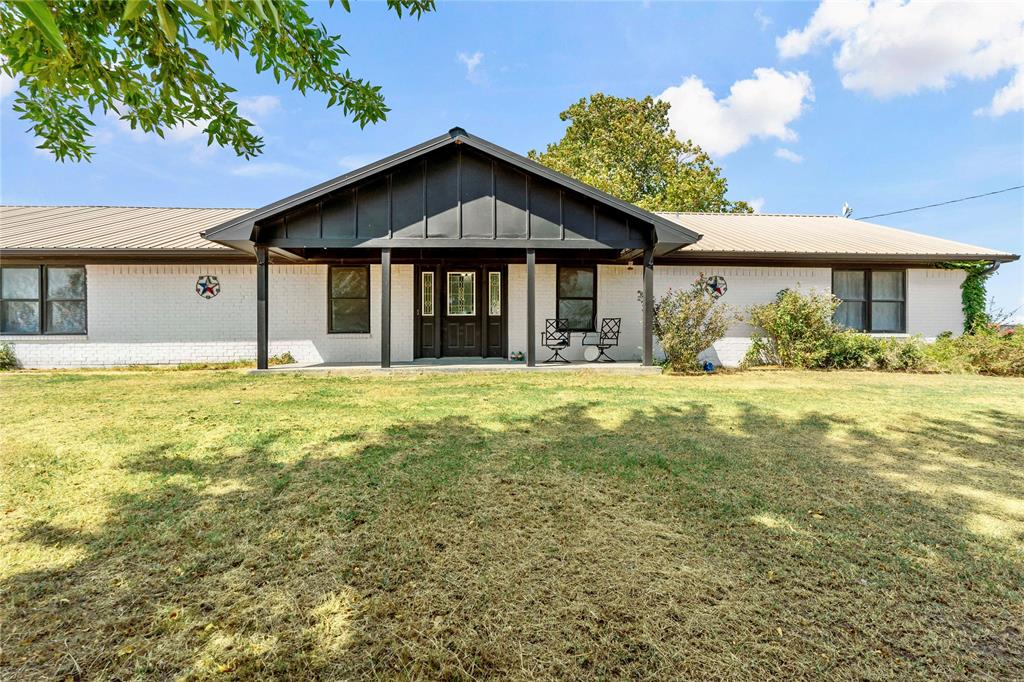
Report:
1,204,253,210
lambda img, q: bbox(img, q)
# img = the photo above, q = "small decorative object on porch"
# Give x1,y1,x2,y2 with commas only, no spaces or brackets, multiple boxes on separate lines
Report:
705,275,727,299
510,351,524,361
195,275,220,299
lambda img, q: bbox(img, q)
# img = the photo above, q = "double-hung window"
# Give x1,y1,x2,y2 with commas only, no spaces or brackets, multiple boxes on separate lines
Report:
1,266,87,334
329,266,371,333
556,265,596,332
833,269,906,333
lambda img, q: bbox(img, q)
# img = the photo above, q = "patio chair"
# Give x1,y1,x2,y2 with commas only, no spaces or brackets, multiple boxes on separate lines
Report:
541,318,571,363
582,317,621,362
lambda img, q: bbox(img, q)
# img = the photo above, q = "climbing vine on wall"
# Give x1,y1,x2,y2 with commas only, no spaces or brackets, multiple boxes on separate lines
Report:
939,261,996,333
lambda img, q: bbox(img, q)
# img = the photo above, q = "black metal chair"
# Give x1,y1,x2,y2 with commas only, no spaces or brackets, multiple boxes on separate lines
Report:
582,318,621,362
541,318,571,363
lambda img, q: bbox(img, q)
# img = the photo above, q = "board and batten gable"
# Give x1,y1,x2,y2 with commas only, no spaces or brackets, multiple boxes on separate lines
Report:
252,145,650,251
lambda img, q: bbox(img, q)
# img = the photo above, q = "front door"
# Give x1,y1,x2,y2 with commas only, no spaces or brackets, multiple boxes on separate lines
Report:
442,270,481,356
415,266,505,358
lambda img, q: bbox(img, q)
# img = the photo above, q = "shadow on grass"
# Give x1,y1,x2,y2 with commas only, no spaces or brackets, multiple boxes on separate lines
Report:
3,400,1023,679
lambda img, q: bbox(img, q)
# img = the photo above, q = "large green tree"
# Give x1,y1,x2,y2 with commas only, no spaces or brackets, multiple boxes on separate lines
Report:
0,0,433,162
529,93,752,213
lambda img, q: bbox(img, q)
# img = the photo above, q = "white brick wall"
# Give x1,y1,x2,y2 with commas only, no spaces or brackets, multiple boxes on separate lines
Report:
655,265,832,366
2,262,965,369
906,268,965,338
2,264,414,368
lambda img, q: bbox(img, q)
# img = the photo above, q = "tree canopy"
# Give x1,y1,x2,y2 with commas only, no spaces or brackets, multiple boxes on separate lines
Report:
529,93,752,214
0,0,434,162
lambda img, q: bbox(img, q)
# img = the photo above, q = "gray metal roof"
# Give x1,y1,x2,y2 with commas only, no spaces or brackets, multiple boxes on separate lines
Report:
658,212,1018,262
1,204,1017,263
0,205,248,250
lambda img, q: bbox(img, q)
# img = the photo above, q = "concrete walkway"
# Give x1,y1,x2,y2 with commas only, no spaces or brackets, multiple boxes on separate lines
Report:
250,357,662,375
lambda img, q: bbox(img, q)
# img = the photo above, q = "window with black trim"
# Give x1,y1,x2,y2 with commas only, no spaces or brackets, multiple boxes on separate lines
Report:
1,265,87,335
833,269,905,333
329,266,370,333
557,265,596,331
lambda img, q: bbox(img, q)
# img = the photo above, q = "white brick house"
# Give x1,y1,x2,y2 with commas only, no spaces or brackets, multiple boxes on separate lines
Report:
0,129,1016,369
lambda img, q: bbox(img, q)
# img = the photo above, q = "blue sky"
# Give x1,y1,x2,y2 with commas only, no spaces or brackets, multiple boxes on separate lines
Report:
1,1,1021,316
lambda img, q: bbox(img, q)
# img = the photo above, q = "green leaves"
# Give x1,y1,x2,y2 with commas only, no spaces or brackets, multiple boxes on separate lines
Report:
530,93,752,214
155,0,177,41
122,0,150,21
12,0,68,54
1,0,436,162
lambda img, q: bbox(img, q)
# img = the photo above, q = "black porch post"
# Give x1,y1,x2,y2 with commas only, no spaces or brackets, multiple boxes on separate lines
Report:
381,248,391,368
256,246,269,370
526,248,536,367
642,247,654,366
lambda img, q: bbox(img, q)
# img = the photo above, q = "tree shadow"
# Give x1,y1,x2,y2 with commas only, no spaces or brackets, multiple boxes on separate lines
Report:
3,395,1022,679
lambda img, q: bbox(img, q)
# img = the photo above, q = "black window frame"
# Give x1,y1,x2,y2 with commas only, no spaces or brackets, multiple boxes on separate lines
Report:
327,265,371,334
556,264,597,332
0,265,87,335
832,268,906,333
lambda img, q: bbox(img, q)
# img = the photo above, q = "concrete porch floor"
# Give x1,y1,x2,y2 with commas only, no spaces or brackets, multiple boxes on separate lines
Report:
250,357,662,375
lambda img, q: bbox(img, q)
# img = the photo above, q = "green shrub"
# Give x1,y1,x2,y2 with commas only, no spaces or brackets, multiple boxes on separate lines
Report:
654,277,738,373
745,288,841,368
924,331,1024,376
746,290,928,372
0,342,18,370
874,336,927,371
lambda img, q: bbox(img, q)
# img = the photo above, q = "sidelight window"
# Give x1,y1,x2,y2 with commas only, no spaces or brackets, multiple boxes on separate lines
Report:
488,271,501,316
421,271,434,316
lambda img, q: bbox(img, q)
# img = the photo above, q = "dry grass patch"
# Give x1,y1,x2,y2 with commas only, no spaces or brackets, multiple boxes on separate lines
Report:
1,370,1022,679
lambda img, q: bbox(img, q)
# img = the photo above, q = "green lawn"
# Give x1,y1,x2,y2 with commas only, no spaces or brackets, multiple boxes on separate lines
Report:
1,370,1022,679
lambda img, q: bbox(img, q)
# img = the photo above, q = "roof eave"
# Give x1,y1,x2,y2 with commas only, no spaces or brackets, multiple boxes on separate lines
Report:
665,250,1020,263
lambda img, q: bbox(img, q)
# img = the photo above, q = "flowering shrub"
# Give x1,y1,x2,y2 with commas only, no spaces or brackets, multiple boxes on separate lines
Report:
654,277,737,372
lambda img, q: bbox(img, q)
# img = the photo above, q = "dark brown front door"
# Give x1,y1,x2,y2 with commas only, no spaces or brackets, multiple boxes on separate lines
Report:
415,265,505,359
442,269,482,356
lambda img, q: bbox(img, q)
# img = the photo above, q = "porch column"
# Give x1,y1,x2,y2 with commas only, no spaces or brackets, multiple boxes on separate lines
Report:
526,248,536,367
256,246,269,370
381,248,391,368
642,247,654,366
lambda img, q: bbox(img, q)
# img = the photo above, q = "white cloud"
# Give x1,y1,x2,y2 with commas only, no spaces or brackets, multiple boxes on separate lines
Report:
238,95,280,119
754,7,773,31
749,197,766,213
164,121,207,143
976,69,1024,117
777,0,1024,116
657,68,814,157
774,147,804,163
230,161,306,178
457,51,486,85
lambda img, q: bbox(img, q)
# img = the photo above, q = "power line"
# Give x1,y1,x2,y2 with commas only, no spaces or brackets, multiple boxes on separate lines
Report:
856,185,1024,220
